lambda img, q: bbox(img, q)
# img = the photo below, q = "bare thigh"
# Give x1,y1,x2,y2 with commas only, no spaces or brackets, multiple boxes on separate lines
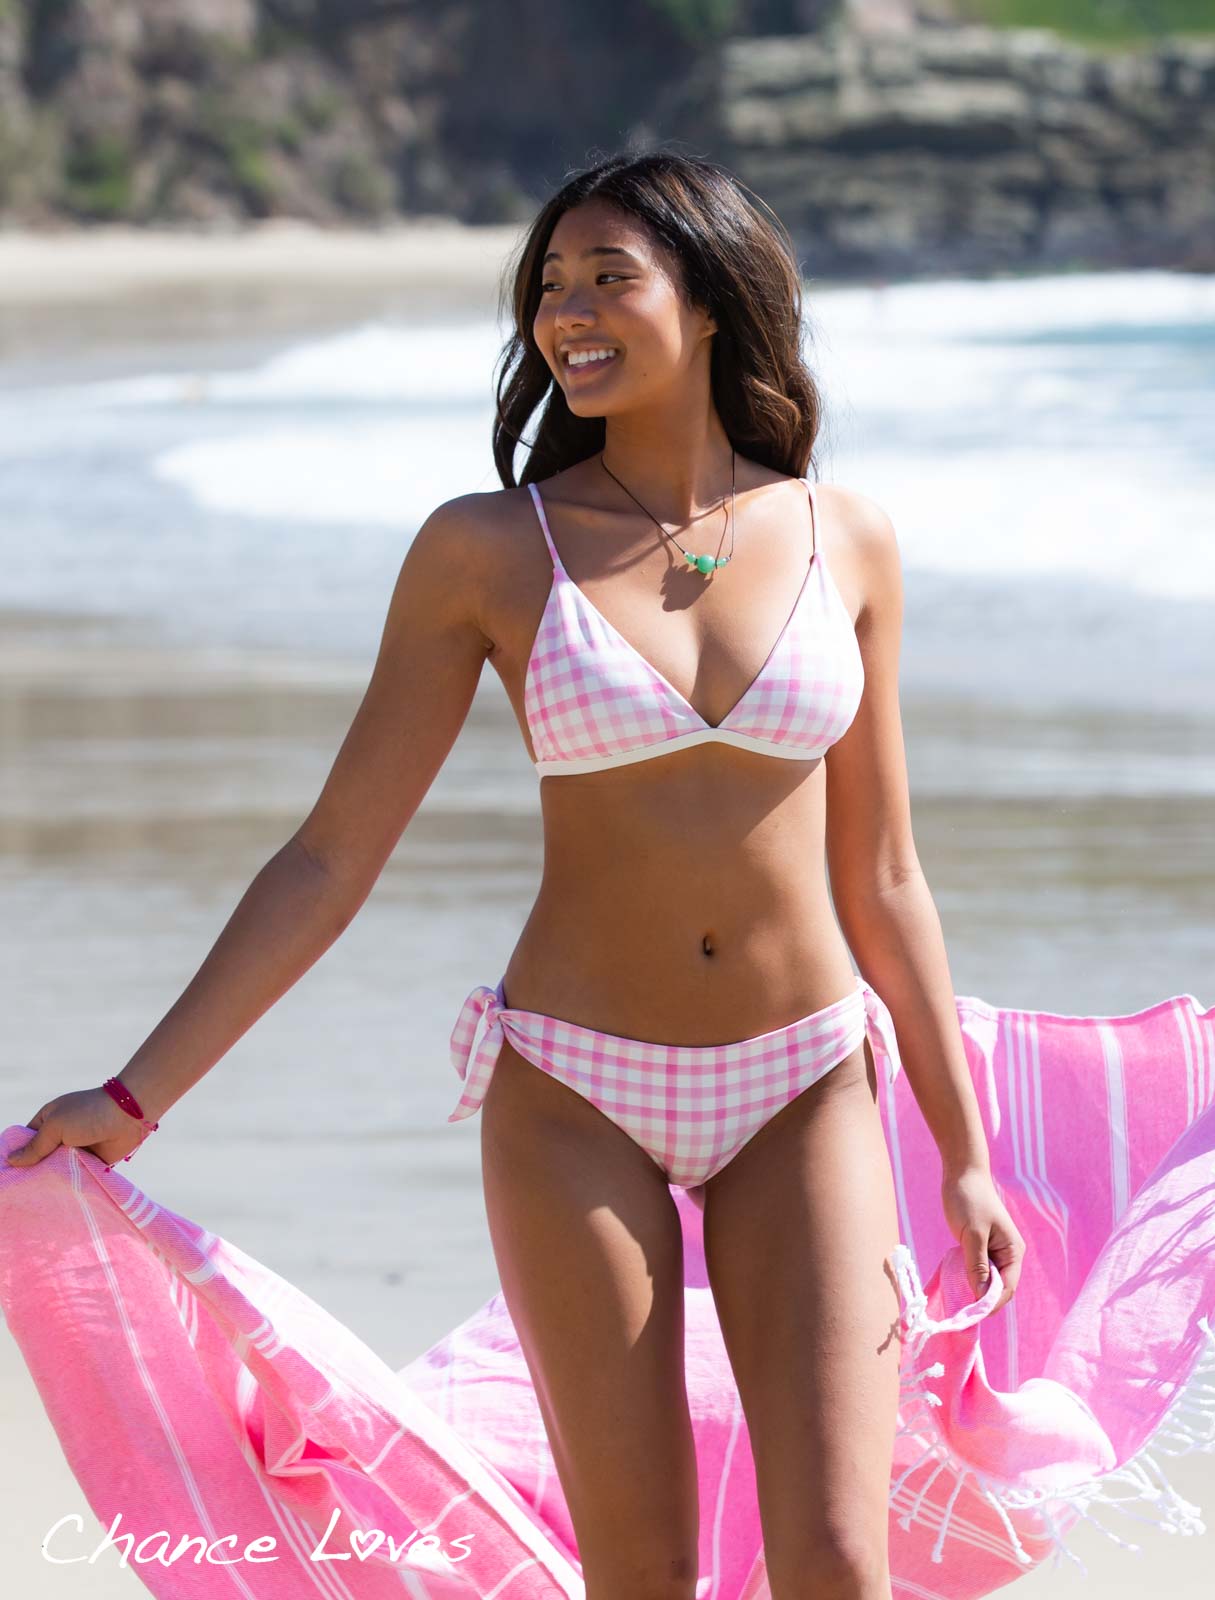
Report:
700,1037,903,1598
479,1035,700,1598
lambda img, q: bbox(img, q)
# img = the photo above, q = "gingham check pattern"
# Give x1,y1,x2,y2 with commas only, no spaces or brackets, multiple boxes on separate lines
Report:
448,974,903,1189
521,477,866,776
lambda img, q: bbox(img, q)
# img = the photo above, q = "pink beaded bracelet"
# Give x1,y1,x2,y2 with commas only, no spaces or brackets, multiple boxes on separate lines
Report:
100,1077,160,1167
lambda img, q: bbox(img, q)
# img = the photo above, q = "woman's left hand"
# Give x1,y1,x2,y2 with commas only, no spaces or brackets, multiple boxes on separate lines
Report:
939,1164,1025,1312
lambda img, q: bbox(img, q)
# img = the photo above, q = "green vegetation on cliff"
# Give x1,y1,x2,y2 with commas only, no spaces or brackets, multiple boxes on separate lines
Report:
950,0,1215,45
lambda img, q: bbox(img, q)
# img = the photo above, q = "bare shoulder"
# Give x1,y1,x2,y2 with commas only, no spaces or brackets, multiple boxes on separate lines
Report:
410,485,523,563
818,481,899,556
447,482,537,547
816,481,903,627
406,484,535,651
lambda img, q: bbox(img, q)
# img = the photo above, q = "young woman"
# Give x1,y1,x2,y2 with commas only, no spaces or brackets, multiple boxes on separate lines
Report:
7,151,1027,1599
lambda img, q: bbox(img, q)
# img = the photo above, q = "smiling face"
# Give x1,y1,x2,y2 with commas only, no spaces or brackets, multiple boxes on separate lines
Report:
533,197,718,418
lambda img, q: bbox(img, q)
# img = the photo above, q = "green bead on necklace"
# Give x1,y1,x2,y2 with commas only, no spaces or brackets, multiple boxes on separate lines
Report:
600,449,737,577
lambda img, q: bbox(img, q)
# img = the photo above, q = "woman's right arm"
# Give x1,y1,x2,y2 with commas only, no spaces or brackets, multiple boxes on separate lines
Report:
6,496,497,1167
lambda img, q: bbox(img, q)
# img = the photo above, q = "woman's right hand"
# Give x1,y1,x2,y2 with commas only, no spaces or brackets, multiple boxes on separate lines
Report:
4,1086,153,1170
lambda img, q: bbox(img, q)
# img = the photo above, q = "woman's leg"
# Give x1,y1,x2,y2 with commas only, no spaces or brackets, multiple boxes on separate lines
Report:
479,1034,701,1600
700,1035,903,1600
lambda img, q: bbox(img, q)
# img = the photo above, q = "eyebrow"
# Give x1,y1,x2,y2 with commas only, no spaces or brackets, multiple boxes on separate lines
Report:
541,245,640,267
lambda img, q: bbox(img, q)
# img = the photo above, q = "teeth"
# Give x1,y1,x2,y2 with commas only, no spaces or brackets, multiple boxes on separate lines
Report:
566,348,617,368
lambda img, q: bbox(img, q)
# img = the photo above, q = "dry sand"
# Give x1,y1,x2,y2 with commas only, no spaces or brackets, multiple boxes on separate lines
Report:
0,218,523,368
0,217,523,305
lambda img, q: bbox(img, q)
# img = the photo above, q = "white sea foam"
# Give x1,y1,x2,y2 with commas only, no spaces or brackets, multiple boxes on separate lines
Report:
0,270,1210,682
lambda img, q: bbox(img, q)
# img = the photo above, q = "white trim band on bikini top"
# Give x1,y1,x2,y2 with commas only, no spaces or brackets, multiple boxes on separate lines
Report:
533,726,835,776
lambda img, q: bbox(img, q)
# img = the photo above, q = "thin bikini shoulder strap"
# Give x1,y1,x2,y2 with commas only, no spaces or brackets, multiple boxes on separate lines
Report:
527,482,565,574
805,476,820,563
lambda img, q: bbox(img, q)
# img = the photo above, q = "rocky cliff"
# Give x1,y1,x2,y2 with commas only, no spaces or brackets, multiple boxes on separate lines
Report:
0,0,480,226
712,24,1215,274
1,0,1211,279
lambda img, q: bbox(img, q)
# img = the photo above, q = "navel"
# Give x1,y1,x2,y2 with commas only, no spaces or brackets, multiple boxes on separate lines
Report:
701,930,716,958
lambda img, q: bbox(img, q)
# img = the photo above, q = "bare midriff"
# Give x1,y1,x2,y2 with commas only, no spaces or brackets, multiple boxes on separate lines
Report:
499,741,858,1047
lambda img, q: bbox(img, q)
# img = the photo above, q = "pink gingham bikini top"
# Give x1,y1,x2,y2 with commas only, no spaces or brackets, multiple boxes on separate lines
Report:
522,476,865,777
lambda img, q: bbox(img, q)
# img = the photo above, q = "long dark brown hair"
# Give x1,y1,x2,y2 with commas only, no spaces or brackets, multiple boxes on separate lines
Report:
491,147,826,489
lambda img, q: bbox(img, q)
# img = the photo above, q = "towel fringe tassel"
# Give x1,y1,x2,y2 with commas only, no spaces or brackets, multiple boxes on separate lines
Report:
886,1246,1215,1575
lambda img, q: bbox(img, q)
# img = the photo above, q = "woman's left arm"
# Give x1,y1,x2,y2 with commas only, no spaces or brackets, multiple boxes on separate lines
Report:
822,487,1026,1310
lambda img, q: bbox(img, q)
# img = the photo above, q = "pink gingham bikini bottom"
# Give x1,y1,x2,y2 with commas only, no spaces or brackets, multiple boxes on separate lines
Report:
448,973,904,1190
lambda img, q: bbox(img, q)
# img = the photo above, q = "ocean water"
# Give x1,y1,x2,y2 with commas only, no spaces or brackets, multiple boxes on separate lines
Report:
2,267,1213,699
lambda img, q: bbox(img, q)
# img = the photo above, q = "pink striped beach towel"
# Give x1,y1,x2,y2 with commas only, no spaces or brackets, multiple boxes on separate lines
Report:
3,985,1215,1598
